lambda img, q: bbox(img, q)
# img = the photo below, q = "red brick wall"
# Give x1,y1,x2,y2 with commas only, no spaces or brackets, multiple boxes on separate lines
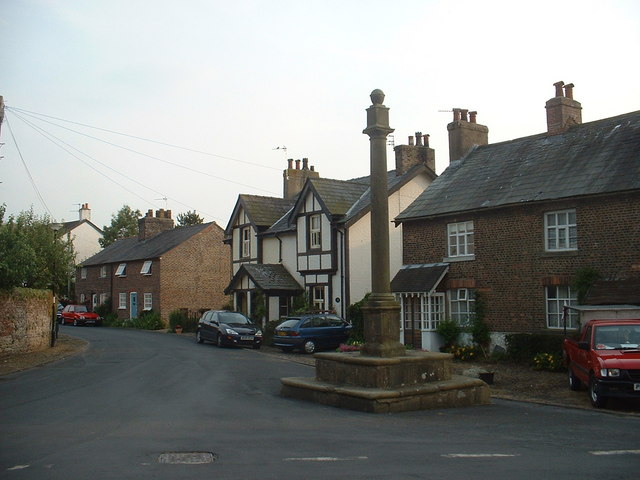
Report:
402,191,640,333
159,223,231,322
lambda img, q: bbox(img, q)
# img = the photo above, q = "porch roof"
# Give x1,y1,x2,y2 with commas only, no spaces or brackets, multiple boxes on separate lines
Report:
224,264,303,295
391,263,449,294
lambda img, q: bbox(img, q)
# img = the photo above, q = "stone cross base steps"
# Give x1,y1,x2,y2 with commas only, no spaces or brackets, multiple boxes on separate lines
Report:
281,351,491,414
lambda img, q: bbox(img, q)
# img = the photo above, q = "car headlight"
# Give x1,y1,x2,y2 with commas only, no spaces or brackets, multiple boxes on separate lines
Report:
600,368,621,378
255,330,263,337
225,328,239,335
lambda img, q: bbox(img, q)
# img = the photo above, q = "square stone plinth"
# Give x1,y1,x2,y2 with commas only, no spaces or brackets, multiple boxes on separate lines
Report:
280,351,491,413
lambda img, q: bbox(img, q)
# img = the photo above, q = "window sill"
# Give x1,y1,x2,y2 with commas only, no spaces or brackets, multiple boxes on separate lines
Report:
442,255,475,263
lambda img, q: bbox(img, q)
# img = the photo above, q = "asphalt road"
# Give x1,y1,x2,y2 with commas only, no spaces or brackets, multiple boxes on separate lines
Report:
1,326,639,480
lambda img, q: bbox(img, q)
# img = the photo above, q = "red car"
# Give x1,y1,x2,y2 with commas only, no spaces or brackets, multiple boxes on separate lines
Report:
59,304,102,326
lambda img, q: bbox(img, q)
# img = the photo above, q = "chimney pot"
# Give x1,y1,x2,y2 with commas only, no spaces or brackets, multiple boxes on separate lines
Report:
469,111,477,123
147,209,153,217
453,108,461,122
408,136,414,146
287,158,293,169
415,132,423,146
302,158,309,170
310,165,315,171
295,159,301,170
424,133,430,147
563,83,574,99
461,109,469,122
554,81,565,97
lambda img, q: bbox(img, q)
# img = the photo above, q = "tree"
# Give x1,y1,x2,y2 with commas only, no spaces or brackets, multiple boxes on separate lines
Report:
0,206,76,293
99,205,141,248
176,210,204,227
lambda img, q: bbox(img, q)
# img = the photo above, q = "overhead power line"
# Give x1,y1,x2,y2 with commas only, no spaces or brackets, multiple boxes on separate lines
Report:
7,106,281,171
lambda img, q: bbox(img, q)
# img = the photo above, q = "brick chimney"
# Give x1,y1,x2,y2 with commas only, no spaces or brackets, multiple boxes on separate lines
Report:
393,131,436,176
447,108,489,162
138,209,174,241
283,158,320,199
78,203,91,221
545,81,582,135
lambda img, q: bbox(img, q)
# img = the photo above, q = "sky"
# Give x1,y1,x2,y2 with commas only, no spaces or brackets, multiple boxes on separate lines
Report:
1,0,639,230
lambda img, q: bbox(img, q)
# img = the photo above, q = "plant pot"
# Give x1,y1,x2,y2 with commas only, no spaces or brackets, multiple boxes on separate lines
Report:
478,372,494,385
175,326,183,334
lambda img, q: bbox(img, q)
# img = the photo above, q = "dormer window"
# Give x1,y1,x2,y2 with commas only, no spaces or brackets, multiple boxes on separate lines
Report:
309,214,321,249
115,263,127,277
140,261,152,275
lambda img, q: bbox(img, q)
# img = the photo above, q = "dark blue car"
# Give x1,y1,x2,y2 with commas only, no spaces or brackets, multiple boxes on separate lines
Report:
273,313,352,354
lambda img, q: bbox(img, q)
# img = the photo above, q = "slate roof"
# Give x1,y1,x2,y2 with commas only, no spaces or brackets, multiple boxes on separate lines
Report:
61,219,103,234
396,111,640,221
390,263,449,293
225,194,295,235
224,264,303,295
307,177,370,217
81,223,213,266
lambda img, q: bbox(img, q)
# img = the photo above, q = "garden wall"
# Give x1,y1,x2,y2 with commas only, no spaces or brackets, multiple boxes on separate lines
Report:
0,288,52,355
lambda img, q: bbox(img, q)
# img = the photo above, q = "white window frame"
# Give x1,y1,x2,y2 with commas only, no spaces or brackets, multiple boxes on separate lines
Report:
545,209,577,251
100,293,108,305
447,221,474,258
449,288,475,326
312,285,325,311
143,293,153,311
118,292,127,310
80,293,86,303
309,214,321,249
80,267,87,279
115,263,127,277
100,265,107,278
241,227,251,258
546,285,578,329
140,260,152,275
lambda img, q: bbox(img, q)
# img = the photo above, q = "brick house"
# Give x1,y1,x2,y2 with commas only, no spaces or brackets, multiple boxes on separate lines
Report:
225,142,437,324
76,209,230,324
393,82,640,350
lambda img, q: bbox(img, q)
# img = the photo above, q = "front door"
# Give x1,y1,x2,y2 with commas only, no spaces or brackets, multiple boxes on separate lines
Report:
130,292,138,319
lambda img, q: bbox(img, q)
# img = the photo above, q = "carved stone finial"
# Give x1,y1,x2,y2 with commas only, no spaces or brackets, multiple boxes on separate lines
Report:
370,89,385,105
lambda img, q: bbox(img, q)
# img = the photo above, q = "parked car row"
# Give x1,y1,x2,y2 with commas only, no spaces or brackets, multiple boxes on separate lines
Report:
195,310,353,354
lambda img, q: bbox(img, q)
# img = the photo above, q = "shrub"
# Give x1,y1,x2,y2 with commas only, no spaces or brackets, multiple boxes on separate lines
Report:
532,352,564,371
264,319,283,345
346,293,369,343
505,333,564,363
169,309,189,333
102,312,120,327
446,344,480,361
436,319,461,350
128,310,163,330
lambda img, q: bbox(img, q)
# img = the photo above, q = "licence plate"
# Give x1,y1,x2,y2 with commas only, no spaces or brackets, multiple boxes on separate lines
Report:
240,336,254,341
277,332,287,336
634,383,640,391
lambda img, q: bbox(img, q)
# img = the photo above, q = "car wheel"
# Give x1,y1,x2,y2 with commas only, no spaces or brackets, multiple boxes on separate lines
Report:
303,339,316,354
589,375,608,408
568,366,581,391
216,334,224,348
196,331,204,344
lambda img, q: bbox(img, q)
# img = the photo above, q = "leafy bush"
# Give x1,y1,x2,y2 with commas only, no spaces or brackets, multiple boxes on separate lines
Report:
436,319,461,350
95,298,112,319
168,309,199,333
532,352,564,371
127,310,163,330
264,319,284,345
505,333,564,363
446,344,480,361
346,293,369,343
102,312,120,327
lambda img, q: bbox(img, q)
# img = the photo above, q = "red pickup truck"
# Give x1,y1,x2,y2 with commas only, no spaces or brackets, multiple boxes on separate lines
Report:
563,319,640,407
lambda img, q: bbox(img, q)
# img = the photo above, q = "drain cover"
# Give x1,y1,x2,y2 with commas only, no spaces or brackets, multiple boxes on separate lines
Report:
158,452,217,464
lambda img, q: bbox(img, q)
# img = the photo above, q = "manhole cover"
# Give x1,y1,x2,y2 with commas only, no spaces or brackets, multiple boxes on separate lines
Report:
158,452,217,464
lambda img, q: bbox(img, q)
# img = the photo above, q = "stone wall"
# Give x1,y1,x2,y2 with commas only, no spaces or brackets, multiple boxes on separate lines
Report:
0,288,52,355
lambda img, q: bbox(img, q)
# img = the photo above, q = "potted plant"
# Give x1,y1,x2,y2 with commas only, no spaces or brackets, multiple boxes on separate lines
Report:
174,324,183,334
